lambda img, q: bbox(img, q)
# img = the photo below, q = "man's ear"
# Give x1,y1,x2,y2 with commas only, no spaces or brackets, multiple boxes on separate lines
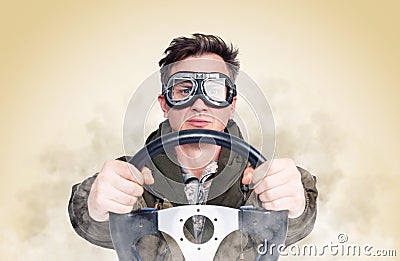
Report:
229,97,237,120
158,94,170,118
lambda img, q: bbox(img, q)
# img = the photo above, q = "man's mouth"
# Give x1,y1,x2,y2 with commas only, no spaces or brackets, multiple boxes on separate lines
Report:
186,118,211,127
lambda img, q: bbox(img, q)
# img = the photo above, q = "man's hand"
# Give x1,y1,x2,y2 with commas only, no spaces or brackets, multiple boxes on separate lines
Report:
242,159,306,218
88,160,154,222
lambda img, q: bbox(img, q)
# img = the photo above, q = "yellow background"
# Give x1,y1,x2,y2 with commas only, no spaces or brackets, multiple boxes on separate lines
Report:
0,0,399,260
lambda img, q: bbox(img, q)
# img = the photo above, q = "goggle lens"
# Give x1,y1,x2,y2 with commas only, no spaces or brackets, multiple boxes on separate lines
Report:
170,78,195,100
203,78,227,102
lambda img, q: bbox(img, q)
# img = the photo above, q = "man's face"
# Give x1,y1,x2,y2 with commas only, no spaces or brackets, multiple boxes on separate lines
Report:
158,53,237,132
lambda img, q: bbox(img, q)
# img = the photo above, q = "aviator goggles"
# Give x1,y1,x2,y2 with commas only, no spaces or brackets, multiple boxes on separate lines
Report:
162,71,237,109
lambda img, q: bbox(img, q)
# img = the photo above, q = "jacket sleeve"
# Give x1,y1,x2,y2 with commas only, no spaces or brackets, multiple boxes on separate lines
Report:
68,173,115,249
285,167,318,246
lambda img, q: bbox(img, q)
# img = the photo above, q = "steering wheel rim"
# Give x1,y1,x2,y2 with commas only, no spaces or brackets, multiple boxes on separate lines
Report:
129,129,267,169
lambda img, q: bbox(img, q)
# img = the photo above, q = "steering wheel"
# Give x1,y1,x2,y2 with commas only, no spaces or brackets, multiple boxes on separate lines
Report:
109,129,288,261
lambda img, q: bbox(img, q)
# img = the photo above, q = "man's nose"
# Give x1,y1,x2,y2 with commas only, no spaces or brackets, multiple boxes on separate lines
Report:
190,96,208,111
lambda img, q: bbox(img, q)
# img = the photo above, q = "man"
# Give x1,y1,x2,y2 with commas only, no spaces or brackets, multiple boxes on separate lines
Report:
68,33,318,260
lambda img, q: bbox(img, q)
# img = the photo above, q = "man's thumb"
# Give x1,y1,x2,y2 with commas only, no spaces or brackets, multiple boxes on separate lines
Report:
242,167,254,185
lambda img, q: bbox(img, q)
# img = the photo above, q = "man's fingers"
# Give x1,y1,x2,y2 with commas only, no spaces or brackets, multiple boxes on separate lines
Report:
242,161,273,186
142,167,154,185
241,166,254,185
242,160,290,186
252,159,296,184
107,185,139,206
261,196,304,218
126,163,145,184
100,171,144,196
257,183,291,203
265,159,296,176
117,180,144,197
103,160,144,184
261,197,292,212
254,168,291,194
251,161,273,184
105,199,137,215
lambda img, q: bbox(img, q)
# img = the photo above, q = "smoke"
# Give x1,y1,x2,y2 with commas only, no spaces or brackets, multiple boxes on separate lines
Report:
262,77,399,260
264,77,345,201
0,105,123,260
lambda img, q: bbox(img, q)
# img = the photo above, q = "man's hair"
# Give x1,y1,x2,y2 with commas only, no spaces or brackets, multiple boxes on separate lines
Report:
159,33,240,83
